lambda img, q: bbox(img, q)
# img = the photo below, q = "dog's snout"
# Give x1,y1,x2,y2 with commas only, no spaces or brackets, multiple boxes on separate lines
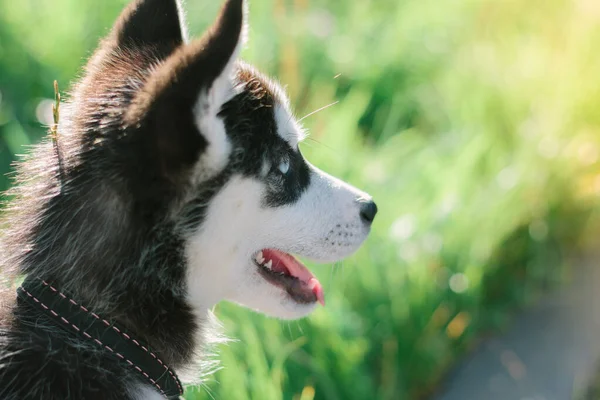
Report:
359,200,378,225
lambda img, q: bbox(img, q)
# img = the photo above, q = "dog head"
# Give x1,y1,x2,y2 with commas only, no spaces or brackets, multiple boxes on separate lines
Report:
23,0,377,321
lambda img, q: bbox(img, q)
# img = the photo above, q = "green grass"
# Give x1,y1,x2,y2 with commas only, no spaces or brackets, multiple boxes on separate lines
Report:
2,0,600,399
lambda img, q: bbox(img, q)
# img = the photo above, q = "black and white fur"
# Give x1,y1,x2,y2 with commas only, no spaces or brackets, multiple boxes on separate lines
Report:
0,0,376,398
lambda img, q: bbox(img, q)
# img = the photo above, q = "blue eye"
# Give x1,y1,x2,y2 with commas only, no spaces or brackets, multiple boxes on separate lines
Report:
278,159,290,174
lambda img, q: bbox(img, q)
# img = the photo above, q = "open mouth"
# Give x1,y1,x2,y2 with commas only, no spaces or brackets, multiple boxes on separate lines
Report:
253,249,325,306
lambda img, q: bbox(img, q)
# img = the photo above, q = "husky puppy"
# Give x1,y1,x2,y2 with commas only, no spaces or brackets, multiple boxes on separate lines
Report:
0,0,377,398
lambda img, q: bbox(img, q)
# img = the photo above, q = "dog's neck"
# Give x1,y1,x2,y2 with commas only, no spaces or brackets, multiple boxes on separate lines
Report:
24,265,200,371
17,277,186,398
3,178,206,371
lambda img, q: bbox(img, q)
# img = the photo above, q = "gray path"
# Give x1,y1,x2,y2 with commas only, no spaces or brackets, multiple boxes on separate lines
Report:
433,255,600,400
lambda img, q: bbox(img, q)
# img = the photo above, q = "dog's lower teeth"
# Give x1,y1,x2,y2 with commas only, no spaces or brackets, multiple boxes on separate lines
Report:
256,251,265,264
265,260,273,270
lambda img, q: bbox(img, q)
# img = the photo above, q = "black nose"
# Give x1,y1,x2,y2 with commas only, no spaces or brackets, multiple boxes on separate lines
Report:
359,200,378,225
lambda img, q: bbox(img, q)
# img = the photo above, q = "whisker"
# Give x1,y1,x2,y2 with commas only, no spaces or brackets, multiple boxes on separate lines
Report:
301,137,336,153
305,137,323,145
296,321,304,335
199,379,217,400
299,139,316,148
329,262,335,290
328,261,343,299
298,101,339,122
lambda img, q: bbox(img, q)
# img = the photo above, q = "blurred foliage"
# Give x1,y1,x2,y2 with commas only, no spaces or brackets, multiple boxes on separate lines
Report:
2,0,600,399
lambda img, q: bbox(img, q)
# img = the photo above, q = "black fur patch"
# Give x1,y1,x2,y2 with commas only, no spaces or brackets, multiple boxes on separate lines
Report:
0,1,249,398
0,0,313,397
220,65,311,208
113,0,185,51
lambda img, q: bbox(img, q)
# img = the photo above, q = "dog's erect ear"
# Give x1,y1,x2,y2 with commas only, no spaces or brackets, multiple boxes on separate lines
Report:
127,0,246,122
125,0,246,175
111,0,187,51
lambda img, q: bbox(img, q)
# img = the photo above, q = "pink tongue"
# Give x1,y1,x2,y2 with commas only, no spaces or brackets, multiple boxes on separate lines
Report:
262,249,325,306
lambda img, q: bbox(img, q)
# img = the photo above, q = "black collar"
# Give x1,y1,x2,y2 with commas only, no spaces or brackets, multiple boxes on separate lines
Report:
17,277,183,400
